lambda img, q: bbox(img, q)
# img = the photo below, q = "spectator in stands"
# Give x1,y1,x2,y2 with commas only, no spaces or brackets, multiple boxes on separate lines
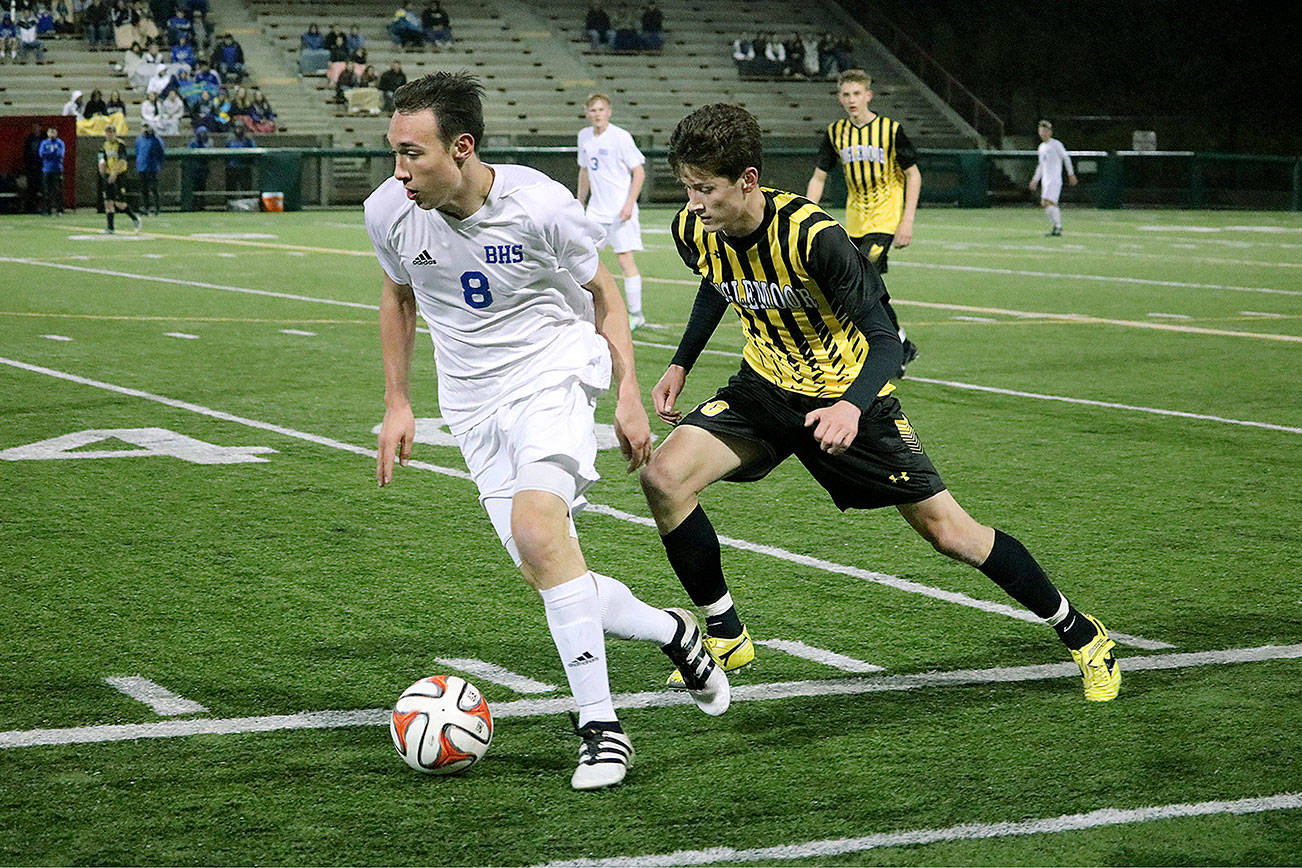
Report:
84,88,109,118
783,32,803,77
800,32,820,78
224,124,256,192
388,5,423,49
131,1,159,43
192,89,227,131
193,58,220,91
140,91,161,126
105,89,127,115
146,63,173,97
584,2,612,51
821,32,853,73
378,59,405,111
83,0,113,48
299,23,329,75
36,5,56,36
61,90,85,118
0,13,17,60
111,0,133,48
349,44,369,78
17,10,48,62
170,32,195,69
731,33,754,74
334,63,358,104
165,5,190,45
128,41,163,89
52,0,75,36
344,64,382,113
189,7,210,51
39,127,66,215
246,88,275,132
346,24,364,52
185,124,210,210
211,32,245,83
762,32,785,74
175,67,202,106
611,4,638,51
134,123,164,213
638,1,661,50
325,23,349,84
228,85,251,121
187,0,209,15
421,1,452,47
159,88,184,133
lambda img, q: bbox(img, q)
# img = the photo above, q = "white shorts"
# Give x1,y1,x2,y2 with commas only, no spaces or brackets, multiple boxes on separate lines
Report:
455,377,602,564
1040,177,1062,205
595,212,644,253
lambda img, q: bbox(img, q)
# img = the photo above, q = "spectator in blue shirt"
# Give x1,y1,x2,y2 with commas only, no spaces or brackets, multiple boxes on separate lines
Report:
170,33,195,69
38,127,66,215
134,124,166,214
211,32,244,82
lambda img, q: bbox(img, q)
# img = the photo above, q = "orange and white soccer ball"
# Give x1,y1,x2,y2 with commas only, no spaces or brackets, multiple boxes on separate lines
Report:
389,675,493,774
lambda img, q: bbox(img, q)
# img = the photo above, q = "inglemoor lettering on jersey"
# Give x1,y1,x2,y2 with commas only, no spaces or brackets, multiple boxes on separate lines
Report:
711,278,816,311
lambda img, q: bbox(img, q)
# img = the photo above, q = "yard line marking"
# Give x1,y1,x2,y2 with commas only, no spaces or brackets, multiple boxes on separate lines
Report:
2,644,1296,750
40,334,72,341
1148,312,1193,319
279,329,318,336
432,658,557,694
50,224,374,257
757,639,885,673
2,312,372,325
1241,310,1286,318
0,357,1170,650
629,342,1302,434
895,261,1302,296
540,792,1302,867
0,257,379,311
104,676,208,716
163,332,200,340
584,504,1169,650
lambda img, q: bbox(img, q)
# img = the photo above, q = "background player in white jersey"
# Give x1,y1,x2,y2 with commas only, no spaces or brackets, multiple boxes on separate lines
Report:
1029,119,1077,236
576,93,648,329
367,73,728,791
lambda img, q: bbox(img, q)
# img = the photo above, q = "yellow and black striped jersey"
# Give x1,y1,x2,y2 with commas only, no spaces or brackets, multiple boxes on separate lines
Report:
98,139,128,177
671,188,895,402
815,115,917,238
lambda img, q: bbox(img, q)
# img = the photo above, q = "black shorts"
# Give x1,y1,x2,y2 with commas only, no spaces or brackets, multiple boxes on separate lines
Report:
680,365,946,510
103,180,126,202
853,232,895,274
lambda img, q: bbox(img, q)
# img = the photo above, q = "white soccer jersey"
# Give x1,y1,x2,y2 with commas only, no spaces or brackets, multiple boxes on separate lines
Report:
1032,137,1074,185
576,123,645,224
364,164,611,434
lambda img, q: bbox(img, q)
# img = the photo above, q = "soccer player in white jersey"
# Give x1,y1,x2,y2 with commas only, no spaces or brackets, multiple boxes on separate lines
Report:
366,73,728,791
576,93,648,329
1029,119,1077,237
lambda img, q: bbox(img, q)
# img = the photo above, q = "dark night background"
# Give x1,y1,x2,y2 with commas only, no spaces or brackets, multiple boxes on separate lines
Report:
840,0,1301,154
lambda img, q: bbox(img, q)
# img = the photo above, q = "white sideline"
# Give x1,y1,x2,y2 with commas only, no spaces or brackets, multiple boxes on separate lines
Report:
894,260,1302,297
540,792,1302,867
0,356,1172,650
755,639,885,673
1,644,1297,750
104,676,207,716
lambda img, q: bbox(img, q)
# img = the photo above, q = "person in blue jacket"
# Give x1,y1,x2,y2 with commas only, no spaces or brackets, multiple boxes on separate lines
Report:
135,123,166,215
38,127,66,215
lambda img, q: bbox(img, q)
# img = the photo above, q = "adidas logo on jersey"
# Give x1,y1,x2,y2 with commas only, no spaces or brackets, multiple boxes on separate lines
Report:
412,249,437,266
568,651,598,668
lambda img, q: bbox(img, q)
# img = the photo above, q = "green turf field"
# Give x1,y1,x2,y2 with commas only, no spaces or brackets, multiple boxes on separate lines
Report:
1,205,1299,866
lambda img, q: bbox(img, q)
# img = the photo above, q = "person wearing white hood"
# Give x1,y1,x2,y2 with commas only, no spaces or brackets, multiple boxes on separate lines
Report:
61,90,85,118
146,64,172,98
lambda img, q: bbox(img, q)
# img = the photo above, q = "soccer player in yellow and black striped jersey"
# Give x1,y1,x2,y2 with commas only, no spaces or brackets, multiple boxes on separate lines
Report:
640,103,1121,703
96,127,141,234
806,69,919,374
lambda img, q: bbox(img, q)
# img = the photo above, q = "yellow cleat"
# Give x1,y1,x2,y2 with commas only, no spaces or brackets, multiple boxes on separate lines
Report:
666,626,755,689
1070,614,1120,701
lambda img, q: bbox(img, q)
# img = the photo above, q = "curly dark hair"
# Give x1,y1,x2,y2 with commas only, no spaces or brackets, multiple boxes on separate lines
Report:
667,103,762,181
393,71,486,150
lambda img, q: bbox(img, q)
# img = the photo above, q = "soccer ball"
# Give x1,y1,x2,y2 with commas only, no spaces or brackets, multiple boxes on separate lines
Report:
389,675,493,774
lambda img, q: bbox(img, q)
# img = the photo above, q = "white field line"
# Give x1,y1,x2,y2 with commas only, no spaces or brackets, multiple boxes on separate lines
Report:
432,658,557,694
909,223,1302,249
104,676,208,716
628,341,1302,435
756,639,885,673
922,239,1302,269
894,261,1302,297
0,357,1171,650
541,792,1302,867
2,644,1297,750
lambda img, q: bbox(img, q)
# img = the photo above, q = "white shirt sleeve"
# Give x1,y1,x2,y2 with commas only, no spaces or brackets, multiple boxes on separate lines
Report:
619,129,645,172
537,191,603,286
364,192,411,286
1056,140,1075,177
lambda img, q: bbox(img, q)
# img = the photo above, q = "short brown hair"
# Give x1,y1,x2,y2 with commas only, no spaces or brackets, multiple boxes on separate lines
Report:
394,71,486,150
585,93,611,109
837,69,872,89
668,103,763,181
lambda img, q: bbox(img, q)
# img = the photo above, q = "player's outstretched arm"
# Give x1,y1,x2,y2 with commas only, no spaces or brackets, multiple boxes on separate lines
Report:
377,272,417,487
897,165,922,248
585,262,652,471
806,167,827,203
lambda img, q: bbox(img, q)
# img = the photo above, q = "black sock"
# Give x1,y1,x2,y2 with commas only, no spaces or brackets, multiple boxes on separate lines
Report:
122,202,137,219
106,211,114,231
660,503,731,616
977,529,1066,620
1054,607,1101,650
705,610,743,640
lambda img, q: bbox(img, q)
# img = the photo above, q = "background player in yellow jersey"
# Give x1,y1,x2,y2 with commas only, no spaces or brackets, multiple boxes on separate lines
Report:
96,127,141,234
640,102,1120,703
806,69,919,375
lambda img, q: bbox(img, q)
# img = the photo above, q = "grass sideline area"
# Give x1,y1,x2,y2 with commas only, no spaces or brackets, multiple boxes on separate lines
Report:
1,206,1300,866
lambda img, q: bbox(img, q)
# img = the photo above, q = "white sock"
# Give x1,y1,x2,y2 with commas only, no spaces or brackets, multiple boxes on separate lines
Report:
539,574,616,726
1043,592,1070,627
624,275,642,316
593,572,675,644
1047,205,1061,229
702,591,734,619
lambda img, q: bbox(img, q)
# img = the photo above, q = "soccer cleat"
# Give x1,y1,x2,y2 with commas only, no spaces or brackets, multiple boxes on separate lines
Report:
1047,227,1063,237
131,213,142,231
1070,614,1120,701
666,626,754,689
660,608,730,715
629,312,647,331
571,721,633,790
897,339,919,378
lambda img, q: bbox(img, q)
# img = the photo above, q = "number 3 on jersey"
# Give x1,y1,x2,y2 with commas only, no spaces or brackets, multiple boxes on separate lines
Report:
460,271,493,308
